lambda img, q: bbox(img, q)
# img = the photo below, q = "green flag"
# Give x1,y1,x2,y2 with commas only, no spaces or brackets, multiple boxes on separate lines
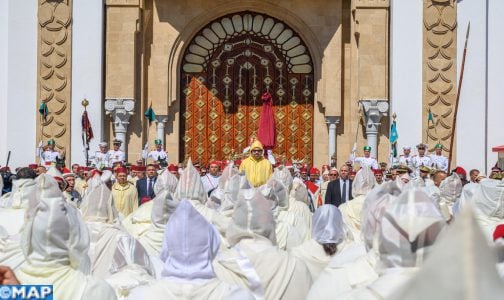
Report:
38,102,48,121
144,104,155,122
390,119,398,157
428,108,434,124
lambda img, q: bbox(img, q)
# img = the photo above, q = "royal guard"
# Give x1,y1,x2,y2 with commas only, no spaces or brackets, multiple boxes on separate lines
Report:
38,139,61,166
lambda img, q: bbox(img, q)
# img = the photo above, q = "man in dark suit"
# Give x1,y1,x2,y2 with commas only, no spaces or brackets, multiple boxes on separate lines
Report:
325,164,353,207
136,164,157,205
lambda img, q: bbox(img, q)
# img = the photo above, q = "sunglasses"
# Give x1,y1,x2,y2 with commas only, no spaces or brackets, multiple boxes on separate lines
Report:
251,150,262,153
329,173,338,176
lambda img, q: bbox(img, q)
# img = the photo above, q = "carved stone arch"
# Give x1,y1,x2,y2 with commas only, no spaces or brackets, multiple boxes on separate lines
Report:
167,1,323,108
178,11,317,164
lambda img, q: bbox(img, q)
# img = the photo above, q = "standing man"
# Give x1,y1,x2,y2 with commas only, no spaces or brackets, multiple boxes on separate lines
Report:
374,169,384,185
354,146,379,170
142,139,168,164
62,169,82,208
325,164,353,207
38,139,61,166
112,167,138,216
320,168,339,204
239,140,273,187
412,143,432,177
398,146,415,170
201,161,221,196
430,143,448,172
136,164,157,205
108,139,126,165
93,142,111,169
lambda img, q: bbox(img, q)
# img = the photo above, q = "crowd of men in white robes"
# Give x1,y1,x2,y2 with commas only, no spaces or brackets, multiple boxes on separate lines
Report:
1,148,504,300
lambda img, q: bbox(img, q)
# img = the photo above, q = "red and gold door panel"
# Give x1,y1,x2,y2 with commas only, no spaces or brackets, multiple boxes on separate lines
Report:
180,13,314,164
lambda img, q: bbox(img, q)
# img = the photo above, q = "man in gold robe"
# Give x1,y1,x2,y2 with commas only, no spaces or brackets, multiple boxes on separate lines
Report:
111,167,138,217
239,140,273,187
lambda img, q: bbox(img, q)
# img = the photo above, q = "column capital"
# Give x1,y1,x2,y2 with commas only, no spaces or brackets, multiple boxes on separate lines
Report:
359,99,389,133
104,98,135,130
324,116,341,125
155,115,168,124
104,98,135,151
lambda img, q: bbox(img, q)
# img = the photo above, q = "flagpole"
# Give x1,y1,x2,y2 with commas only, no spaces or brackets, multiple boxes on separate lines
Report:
82,99,90,166
448,22,470,172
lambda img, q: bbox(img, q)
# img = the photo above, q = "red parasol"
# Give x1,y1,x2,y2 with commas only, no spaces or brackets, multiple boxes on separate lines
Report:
257,91,276,149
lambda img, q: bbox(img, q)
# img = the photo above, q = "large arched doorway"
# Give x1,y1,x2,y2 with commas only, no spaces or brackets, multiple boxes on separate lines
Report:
180,12,314,164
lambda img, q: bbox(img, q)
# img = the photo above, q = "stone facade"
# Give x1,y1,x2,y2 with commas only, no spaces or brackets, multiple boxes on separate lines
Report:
99,0,392,168
422,0,457,158
37,0,73,165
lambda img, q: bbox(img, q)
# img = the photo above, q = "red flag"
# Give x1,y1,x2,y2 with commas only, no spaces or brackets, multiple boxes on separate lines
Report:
257,91,276,149
82,110,94,145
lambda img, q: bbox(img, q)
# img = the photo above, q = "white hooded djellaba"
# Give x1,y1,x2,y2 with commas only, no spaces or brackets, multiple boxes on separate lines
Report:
391,207,504,300
128,200,253,300
291,204,349,280
341,188,446,299
260,177,303,250
339,166,376,237
467,179,504,242
280,177,312,242
307,182,401,300
15,175,117,300
213,189,312,300
122,170,178,238
175,159,230,235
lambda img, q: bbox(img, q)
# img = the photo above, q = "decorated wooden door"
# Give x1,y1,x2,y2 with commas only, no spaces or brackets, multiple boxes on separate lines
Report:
180,12,314,164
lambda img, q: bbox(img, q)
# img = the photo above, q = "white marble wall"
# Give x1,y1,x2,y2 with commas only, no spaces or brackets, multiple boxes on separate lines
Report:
457,0,504,175
487,0,504,174
389,0,423,153
71,0,104,165
0,0,38,169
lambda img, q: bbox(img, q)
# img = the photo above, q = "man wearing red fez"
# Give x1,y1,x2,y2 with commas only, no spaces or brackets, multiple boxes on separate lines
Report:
112,167,138,216
202,161,221,196
373,169,384,185
306,167,323,208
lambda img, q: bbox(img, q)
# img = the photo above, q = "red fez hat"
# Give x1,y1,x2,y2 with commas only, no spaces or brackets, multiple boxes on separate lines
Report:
300,167,307,173
208,161,219,167
28,164,38,170
0,166,10,172
130,165,138,172
137,166,146,172
494,224,504,241
454,166,467,177
284,162,293,168
234,159,242,166
44,161,52,166
168,164,178,172
116,167,127,174
90,169,102,178
309,167,320,175
373,169,383,175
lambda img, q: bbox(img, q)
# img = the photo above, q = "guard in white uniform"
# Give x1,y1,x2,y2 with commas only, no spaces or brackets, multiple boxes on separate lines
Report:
142,139,168,163
412,143,432,177
93,142,111,169
38,139,61,166
201,161,221,196
107,139,125,165
430,143,448,172
398,146,415,171
354,146,379,169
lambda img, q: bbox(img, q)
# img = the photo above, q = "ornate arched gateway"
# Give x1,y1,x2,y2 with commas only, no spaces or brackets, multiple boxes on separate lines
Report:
180,12,314,163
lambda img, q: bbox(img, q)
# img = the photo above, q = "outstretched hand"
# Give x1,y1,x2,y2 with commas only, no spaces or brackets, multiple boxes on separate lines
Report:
0,265,20,285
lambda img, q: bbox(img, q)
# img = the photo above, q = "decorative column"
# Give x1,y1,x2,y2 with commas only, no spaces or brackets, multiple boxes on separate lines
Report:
359,100,389,158
37,0,73,164
104,98,135,152
155,115,168,145
325,116,341,166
